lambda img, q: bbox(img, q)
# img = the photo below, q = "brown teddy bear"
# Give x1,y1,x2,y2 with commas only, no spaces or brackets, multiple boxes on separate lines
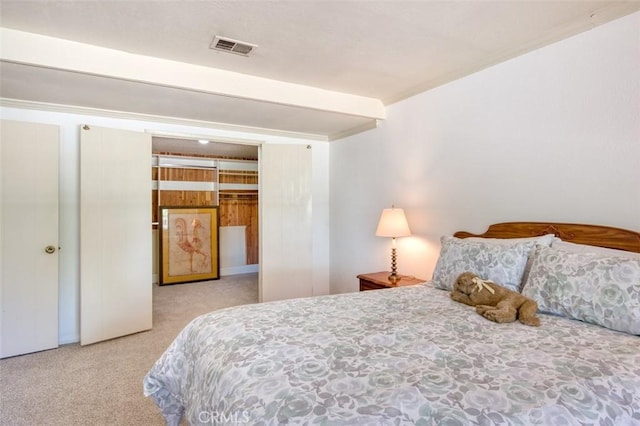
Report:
451,272,540,327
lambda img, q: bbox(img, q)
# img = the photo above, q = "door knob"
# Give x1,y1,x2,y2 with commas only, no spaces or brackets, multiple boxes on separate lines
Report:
45,245,56,254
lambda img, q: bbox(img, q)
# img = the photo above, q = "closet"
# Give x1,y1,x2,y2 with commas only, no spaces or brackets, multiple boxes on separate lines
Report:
151,140,259,283
2,120,315,353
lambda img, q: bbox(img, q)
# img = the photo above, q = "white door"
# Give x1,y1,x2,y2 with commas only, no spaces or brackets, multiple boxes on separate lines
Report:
260,144,313,302
0,120,59,358
80,125,152,345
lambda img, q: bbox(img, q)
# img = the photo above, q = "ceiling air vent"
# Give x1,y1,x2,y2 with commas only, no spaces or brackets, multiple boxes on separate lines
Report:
210,36,257,57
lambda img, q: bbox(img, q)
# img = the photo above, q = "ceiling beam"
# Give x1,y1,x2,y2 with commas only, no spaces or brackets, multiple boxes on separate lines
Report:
0,28,385,121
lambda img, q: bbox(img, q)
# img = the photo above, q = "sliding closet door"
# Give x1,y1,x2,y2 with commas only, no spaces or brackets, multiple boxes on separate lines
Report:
80,125,152,345
260,144,312,302
0,120,59,358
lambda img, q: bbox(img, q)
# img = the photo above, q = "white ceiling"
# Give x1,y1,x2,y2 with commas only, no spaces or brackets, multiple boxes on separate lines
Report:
1,0,639,141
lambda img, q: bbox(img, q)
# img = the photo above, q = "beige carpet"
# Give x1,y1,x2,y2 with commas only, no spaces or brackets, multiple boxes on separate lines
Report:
0,273,258,425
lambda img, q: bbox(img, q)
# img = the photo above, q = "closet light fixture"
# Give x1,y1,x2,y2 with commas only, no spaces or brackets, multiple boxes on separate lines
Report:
198,139,210,145
376,205,411,284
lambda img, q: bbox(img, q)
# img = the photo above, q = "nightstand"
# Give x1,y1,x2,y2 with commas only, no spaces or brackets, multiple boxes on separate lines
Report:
357,271,425,291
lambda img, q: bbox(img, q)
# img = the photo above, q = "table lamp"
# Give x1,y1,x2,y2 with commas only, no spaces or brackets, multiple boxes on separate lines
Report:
375,206,411,283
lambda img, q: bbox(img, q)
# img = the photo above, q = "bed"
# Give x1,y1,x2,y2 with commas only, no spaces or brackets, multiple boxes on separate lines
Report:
144,222,640,425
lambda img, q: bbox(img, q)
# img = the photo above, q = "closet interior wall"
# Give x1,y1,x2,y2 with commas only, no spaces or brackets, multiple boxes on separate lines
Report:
152,151,259,270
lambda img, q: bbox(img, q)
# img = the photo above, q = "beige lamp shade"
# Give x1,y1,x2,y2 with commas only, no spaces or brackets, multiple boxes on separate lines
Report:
375,207,411,238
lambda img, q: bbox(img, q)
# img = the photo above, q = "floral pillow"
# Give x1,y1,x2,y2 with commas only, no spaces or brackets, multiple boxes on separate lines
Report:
522,246,640,335
467,234,555,282
432,236,532,292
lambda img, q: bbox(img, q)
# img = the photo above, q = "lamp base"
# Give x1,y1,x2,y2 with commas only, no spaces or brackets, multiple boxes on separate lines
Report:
388,246,401,284
388,272,401,284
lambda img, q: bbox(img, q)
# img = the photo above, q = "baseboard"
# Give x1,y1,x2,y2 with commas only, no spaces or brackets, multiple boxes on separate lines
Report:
221,264,259,276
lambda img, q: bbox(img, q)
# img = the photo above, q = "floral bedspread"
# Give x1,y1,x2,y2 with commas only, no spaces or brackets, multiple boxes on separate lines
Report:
144,284,640,425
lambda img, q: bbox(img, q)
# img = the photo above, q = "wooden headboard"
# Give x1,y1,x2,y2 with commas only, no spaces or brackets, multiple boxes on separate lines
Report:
454,222,640,253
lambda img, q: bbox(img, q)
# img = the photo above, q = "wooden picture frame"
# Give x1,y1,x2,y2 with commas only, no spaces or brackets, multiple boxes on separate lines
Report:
159,206,220,285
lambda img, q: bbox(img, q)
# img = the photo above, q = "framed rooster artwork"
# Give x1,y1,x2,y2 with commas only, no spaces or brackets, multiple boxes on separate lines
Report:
159,206,220,285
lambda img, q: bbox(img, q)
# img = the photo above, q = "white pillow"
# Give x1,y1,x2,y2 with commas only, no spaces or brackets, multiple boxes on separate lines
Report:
552,239,640,260
432,236,532,292
467,234,555,247
522,245,640,335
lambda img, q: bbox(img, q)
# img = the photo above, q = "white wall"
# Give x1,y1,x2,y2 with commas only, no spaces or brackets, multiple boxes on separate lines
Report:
330,12,640,294
0,107,330,344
